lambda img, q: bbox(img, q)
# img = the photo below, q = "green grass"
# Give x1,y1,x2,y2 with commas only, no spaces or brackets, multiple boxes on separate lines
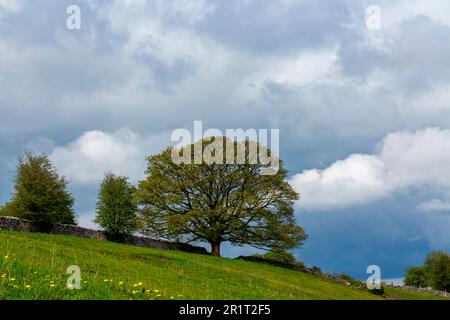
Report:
385,286,449,300
0,231,445,300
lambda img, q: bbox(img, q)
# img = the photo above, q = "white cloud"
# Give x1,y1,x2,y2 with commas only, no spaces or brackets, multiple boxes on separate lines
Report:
290,128,450,210
50,128,170,185
290,154,387,209
417,199,450,212
0,0,22,12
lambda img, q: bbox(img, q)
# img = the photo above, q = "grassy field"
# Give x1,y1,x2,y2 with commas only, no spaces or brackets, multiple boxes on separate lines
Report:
0,231,445,300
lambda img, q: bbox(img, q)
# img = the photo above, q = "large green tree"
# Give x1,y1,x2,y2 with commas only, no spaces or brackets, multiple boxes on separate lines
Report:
5,153,76,228
94,173,138,242
425,251,450,291
137,137,306,256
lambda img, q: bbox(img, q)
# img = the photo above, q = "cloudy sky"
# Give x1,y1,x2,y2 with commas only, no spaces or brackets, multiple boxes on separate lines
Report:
1,0,449,279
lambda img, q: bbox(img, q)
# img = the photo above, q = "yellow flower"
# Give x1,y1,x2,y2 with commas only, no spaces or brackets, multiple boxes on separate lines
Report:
170,296,174,299
119,281,124,286
137,282,143,286
145,289,151,293
9,278,16,281
3,255,9,260
157,294,162,297
25,285,31,289
50,284,56,288
133,283,138,287
104,279,109,282
1,274,6,278
154,289,159,293
132,290,138,294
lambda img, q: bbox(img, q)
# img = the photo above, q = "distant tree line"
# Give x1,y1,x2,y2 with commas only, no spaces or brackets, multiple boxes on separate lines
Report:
0,137,307,257
404,251,450,291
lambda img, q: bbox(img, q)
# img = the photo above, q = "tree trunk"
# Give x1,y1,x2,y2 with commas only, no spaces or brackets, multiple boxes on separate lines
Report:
210,241,221,257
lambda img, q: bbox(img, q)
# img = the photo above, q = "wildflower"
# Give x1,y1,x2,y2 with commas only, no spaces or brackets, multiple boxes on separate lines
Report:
137,282,143,286
145,289,151,293
1,274,6,278
154,289,159,293
9,278,16,281
170,296,174,299
132,290,138,294
157,294,162,297
119,281,124,286
25,285,31,289
133,283,138,287
50,284,56,288
3,255,9,260
104,279,109,282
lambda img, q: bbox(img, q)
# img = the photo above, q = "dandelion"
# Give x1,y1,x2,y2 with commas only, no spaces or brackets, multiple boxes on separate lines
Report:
3,255,9,260
1,274,6,278
9,278,16,281
154,289,159,293
145,289,151,293
132,290,138,294
137,282,143,286
119,281,124,286
133,283,138,287
50,284,56,288
25,285,31,289
104,279,109,282
170,296,174,299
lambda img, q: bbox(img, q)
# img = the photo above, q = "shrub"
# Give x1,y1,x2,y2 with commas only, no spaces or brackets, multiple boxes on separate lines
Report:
404,266,429,288
311,266,322,274
368,285,385,296
263,251,296,265
94,173,138,242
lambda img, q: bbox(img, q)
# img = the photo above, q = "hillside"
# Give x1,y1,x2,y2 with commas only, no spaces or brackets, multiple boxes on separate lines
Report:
0,231,444,300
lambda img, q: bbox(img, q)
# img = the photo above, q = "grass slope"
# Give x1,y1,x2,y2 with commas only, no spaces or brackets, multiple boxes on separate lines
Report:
0,231,443,300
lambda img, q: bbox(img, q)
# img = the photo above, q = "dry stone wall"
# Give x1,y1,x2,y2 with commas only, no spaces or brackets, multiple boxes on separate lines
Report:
0,216,208,255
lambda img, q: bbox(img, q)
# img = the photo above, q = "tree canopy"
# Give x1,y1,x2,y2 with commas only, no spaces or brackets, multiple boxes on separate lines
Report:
137,137,306,256
94,173,138,242
4,153,76,229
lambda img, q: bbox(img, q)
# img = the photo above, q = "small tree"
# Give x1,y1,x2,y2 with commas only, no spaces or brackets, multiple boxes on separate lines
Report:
6,153,76,229
404,266,429,288
94,173,138,242
137,137,307,256
424,251,450,291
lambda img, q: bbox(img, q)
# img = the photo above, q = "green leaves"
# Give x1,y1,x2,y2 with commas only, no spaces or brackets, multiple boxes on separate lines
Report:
94,173,138,242
6,153,75,228
137,138,307,256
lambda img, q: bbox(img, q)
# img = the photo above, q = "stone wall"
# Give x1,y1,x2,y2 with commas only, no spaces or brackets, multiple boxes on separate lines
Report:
385,284,450,298
0,216,208,255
